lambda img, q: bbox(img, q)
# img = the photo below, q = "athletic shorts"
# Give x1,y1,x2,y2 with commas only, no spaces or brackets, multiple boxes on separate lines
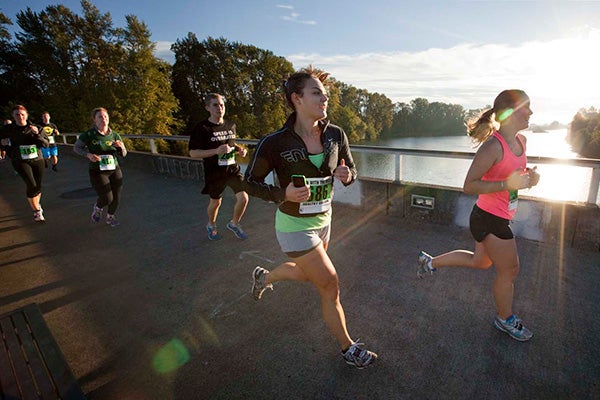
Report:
469,204,514,242
41,146,58,158
276,225,331,258
202,172,244,199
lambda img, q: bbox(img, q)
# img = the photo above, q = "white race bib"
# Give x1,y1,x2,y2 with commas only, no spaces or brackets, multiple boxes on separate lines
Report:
299,176,333,214
19,145,38,160
508,190,518,211
99,154,116,171
218,150,236,166
48,136,55,144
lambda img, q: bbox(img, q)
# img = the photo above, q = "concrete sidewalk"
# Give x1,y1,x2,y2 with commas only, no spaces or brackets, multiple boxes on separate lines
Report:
0,153,598,399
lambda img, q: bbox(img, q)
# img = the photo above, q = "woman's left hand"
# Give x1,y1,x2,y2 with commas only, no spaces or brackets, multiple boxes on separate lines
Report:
526,166,540,188
333,159,351,184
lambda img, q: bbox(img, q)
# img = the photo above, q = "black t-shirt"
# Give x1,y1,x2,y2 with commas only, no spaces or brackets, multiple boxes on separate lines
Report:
188,119,240,178
41,123,59,147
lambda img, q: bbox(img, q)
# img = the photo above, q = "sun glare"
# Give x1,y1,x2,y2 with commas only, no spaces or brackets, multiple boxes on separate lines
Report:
525,28,600,123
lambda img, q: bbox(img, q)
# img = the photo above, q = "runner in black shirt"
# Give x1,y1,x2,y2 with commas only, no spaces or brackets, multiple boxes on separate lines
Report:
0,105,49,222
189,93,249,240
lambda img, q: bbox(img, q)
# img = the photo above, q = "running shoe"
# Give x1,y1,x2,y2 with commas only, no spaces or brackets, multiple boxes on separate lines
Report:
33,209,45,223
227,221,248,240
106,214,120,227
493,315,533,342
342,340,378,369
91,205,103,223
52,164,58,172
417,250,436,278
206,224,222,241
251,266,273,300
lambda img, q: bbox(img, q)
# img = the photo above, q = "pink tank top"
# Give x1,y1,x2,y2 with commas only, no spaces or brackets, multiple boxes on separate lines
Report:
476,131,527,220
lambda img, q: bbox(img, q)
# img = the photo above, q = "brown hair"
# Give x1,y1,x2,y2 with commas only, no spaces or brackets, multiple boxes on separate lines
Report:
282,65,330,110
91,107,108,120
204,93,223,106
466,89,529,145
12,104,28,114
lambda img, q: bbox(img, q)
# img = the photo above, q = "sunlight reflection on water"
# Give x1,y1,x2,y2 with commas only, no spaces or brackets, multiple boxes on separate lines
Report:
359,129,596,203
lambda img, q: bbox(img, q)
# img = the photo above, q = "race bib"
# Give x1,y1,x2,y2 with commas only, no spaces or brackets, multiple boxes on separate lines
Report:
218,149,236,166
508,190,519,211
19,145,38,160
299,176,333,214
48,135,55,144
99,154,116,171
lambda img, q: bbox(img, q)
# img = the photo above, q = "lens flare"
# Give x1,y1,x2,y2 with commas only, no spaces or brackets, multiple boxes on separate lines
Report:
152,339,190,374
497,108,514,122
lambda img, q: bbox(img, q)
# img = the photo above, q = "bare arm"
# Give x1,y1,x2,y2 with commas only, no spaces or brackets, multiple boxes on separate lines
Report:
189,144,231,159
463,137,531,194
463,139,505,195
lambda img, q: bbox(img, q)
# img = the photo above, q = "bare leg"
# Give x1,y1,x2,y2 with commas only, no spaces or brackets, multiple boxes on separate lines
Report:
266,243,352,350
231,191,248,225
27,193,42,211
431,241,492,270
207,198,221,226
482,235,519,320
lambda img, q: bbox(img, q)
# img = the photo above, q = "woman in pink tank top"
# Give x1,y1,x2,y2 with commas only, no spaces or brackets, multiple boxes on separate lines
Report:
417,90,540,342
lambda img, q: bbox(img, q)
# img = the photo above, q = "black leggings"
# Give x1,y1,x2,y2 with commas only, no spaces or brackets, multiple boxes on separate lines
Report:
12,159,45,198
89,167,123,215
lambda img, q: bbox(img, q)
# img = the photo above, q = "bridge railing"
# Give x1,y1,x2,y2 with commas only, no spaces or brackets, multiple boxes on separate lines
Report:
59,133,600,207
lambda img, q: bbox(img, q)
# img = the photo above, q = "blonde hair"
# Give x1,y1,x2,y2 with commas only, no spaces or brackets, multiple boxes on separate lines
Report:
466,89,529,145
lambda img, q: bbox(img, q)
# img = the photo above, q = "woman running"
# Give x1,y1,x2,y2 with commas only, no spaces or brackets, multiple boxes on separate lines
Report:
74,107,127,227
417,89,540,341
244,66,377,368
0,105,49,222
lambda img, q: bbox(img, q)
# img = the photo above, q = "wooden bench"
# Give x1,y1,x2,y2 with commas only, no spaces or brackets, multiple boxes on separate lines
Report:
0,303,86,399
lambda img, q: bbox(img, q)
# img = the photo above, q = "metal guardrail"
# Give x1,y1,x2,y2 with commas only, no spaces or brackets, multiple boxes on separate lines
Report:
60,133,600,206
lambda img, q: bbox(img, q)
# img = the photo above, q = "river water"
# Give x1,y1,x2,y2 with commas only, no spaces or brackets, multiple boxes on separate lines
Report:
355,129,599,204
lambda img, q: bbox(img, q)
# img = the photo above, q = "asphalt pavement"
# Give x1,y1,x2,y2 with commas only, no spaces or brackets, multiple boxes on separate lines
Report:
0,152,598,400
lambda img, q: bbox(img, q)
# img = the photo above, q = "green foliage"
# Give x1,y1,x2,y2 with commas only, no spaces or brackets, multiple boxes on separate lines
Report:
382,98,467,138
171,35,292,137
0,0,179,151
568,107,600,158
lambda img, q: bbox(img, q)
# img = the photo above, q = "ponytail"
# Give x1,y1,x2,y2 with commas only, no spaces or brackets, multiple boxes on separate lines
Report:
466,108,498,146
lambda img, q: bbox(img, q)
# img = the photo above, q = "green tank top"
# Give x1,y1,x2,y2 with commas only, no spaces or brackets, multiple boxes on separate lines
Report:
275,152,332,232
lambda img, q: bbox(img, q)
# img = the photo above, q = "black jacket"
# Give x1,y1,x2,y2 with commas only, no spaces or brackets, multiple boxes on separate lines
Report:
0,123,48,162
244,113,357,217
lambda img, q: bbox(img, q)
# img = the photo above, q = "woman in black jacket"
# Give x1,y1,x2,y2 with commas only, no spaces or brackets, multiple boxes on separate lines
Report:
0,105,48,222
245,66,377,369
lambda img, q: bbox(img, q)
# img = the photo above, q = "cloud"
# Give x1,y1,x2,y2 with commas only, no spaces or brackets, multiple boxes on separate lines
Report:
288,29,600,124
276,4,317,25
154,40,175,64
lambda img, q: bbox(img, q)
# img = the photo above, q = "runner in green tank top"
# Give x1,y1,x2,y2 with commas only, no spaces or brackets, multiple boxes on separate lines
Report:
245,66,377,369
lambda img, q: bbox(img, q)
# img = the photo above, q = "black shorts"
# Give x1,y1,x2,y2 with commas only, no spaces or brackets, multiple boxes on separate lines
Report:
202,172,245,199
469,204,514,242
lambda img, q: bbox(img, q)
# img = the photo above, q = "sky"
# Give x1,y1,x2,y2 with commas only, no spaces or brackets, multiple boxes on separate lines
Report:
2,0,600,124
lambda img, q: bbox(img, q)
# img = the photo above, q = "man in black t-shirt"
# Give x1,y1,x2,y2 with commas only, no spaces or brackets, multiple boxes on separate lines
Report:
189,93,249,240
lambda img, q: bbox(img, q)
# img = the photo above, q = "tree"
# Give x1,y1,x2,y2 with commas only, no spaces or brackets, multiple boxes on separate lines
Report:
171,35,293,137
3,0,179,145
568,108,600,158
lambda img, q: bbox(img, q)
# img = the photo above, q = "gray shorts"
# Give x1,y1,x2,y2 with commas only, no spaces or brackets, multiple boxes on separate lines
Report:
276,225,331,258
